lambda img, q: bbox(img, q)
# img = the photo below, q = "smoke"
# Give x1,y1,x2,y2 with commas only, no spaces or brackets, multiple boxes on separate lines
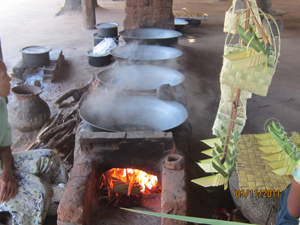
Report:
80,87,188,132
97,63,184,91
80,36,190,132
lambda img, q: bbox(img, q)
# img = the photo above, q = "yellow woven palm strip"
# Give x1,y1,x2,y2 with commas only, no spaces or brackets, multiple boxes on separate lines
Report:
201,138,222,148
254,132,271,139
258,145,282,154
191,174,228,188
235,134,292,191
201,148,214,157
223,49,267,69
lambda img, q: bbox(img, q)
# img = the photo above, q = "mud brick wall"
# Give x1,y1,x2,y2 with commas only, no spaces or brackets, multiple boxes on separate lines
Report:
124,0,175,30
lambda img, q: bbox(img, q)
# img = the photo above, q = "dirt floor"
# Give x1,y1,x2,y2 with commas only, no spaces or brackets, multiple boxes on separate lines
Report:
1,0,300,223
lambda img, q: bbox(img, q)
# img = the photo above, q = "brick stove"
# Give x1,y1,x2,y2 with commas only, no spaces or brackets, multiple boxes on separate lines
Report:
123,0,175,30
57,119,191,225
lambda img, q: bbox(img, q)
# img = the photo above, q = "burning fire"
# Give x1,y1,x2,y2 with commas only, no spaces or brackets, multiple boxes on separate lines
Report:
106,168,160,195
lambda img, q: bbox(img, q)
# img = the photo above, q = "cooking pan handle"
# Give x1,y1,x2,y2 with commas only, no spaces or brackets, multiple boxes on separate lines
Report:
118,84,175,101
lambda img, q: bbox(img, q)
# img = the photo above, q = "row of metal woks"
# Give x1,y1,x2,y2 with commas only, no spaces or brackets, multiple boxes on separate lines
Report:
86,21,184,67
81,22,189,132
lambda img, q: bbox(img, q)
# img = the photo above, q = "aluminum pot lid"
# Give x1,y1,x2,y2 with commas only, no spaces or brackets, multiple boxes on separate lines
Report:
20,46,51,54
95,22,119,29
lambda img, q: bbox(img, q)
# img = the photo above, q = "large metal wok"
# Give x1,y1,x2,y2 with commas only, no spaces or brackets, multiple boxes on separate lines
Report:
79,94,188,132
97,64,185,91
110,45,183,65
119,28,182,46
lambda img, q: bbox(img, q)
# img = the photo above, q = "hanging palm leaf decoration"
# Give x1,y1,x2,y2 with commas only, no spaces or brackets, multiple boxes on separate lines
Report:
192,125,240,189
255,119,300,176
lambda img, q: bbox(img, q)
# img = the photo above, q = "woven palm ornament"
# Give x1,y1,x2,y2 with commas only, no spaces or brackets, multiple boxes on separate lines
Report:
220,83,252,102
220,2,281,97
212,99,247,136
236,134,292,191
220,44,277,96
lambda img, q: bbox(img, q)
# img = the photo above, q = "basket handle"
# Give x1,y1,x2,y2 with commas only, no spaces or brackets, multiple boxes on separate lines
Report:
245,0,270,47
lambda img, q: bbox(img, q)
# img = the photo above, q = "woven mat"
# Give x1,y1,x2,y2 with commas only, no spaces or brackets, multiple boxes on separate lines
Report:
235,134,292,191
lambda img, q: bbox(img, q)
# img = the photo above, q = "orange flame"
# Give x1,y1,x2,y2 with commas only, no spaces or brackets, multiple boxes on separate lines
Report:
110,168,159,193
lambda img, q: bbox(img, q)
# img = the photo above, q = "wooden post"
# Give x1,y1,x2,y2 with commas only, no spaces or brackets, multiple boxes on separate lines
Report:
81,0,96,29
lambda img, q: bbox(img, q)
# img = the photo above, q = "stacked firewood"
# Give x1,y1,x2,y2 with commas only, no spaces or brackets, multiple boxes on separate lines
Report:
26,75,98,172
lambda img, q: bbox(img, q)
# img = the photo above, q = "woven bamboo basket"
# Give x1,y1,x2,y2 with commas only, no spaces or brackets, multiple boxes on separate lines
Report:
220,3,281,97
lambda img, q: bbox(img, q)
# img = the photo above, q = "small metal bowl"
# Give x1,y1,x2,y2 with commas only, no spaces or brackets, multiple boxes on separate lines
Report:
174,18,189,32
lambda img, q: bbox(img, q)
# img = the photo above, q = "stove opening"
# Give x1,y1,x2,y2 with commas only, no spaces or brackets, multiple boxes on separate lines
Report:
96,168,161,209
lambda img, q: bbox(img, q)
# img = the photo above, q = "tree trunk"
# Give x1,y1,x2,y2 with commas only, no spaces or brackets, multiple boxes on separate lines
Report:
56,0,99,16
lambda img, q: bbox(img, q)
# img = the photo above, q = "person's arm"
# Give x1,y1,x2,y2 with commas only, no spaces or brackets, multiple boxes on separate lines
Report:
287,178,300,218
0,145,17,202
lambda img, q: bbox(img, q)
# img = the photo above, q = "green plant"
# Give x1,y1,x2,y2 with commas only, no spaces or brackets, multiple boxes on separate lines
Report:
120,208,257,225
237,24,272,56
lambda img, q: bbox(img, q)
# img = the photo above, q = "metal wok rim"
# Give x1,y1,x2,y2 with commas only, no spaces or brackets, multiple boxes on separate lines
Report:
110,45,183,61
95,22,119,29
119,28,182,40
175,18,189,25
79,95,188,132
97,64,185,91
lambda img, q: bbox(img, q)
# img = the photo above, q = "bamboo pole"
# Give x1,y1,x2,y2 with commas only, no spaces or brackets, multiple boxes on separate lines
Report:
220,0,271,164
220,1,251,164
246,0,270,47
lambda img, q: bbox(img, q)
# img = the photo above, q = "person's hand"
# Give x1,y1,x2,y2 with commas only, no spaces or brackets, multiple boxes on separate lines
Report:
0,170,17,202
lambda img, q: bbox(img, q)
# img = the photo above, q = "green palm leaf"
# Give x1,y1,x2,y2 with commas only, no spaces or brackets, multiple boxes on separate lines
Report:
120,208,257,225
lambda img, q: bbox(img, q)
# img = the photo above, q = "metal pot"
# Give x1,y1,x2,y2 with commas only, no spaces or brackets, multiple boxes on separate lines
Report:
97,64,185,91
79,94,188,132
20,46,51,68
95,22,118,38
110,45,182,65
186,19,201,26
86,50,112,67
174,18,189,32
119,28,182,46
